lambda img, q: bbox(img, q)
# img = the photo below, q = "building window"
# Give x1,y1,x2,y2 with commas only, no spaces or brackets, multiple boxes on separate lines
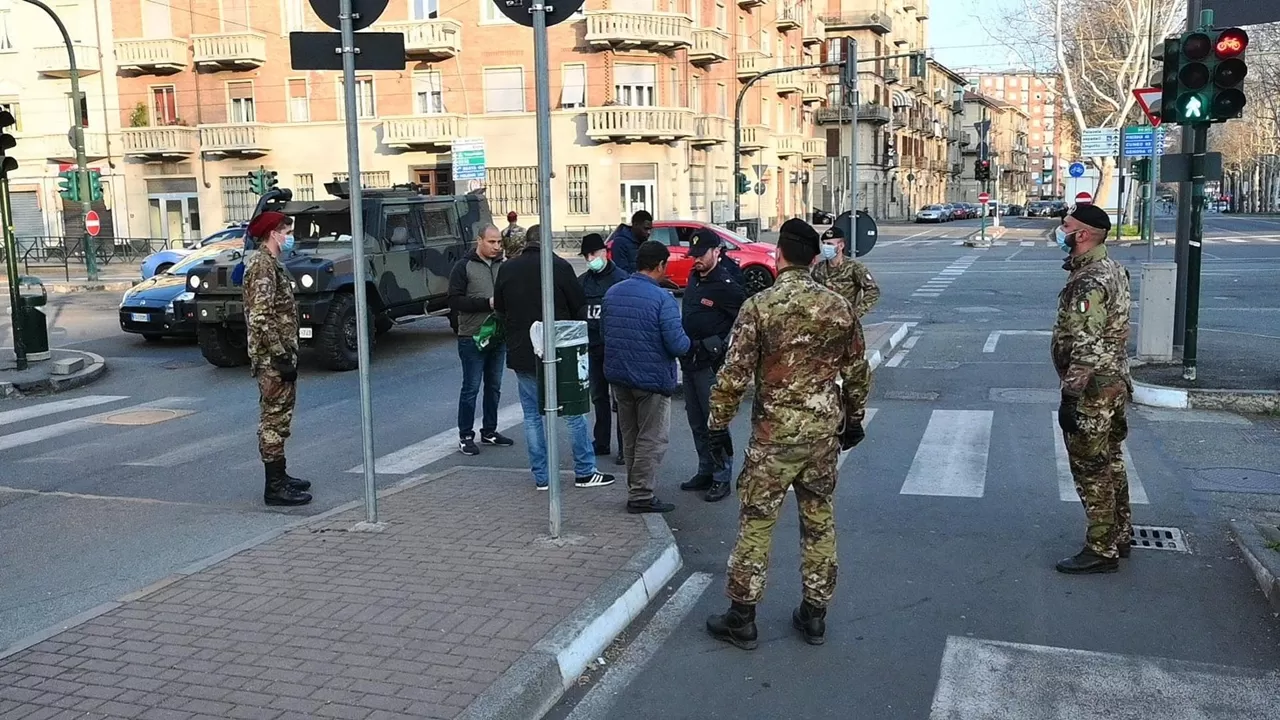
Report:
560,63,586,109
66,92,89,127
480,0,513,23
412,0,438,19
414,71,444,114
226,81,255,123
614,64,656,106
690,78,701,114
282,0,306,31
670,66,682,107
714,3,725,30
333,170,392,188
0,99,17,131
760,98,769,126
287,78,309,122
488,166,538,217
221,0,251,31
0,9,13,51
714,174,728,212
151,86,177,125
484,67,525,113
294,173,315,200
716,83,727,116
567,164,589,215
338,76,375,118
220,175,255,223
690,167,706,211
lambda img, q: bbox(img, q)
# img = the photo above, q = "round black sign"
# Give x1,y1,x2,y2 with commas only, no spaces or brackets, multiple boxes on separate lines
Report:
832,210,879,257
492,0,588,28
309,0,389,31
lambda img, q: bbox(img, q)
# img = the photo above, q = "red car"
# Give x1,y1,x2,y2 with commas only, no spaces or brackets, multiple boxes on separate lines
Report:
607,221,779,295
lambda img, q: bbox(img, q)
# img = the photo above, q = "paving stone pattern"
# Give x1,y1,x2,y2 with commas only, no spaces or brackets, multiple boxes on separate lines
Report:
0,470,648,720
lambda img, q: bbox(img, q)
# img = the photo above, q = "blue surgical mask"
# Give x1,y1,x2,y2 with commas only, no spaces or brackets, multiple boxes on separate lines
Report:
1054,226,1076,253
820,243,839,261
281,235,296,253
587,257,606,272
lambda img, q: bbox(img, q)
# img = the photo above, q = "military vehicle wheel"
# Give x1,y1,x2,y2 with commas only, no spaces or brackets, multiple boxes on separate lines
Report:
743,266,774,296
374,314,394,336
197,324,250,368
318,293,372,371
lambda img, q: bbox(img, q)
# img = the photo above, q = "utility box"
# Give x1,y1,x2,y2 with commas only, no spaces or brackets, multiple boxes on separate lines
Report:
1137,263,1176,362
17,277,51,362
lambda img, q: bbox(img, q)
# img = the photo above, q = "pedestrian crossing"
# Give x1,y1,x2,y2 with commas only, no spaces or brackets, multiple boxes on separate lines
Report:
1,394,1152,506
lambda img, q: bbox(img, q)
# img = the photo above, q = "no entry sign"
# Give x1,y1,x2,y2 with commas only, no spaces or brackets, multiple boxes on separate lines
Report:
85,210,101,237
978,192,990,204
1075,191,1093,205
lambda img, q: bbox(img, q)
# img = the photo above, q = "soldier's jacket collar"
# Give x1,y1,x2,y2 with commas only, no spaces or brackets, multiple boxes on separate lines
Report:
1063,243,1108,272
776,265,811,283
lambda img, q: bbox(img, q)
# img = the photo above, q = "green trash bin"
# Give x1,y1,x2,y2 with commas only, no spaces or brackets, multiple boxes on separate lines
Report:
17,277,50,362
534,320,591,417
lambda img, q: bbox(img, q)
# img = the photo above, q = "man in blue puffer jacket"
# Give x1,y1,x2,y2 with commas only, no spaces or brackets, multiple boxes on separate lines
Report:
607,210,652,274
602,240,691,514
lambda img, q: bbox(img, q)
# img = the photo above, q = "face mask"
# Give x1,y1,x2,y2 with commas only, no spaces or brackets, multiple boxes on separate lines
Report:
587,257,606,272
281,235,296,253
1054,226,1076,253
820,244,839,261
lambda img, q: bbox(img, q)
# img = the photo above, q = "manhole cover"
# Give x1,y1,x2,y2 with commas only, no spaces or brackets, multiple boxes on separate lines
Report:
989,388,1060,404
160,359,202,370
1129,525,1189,552
93,408,194,426
884,391,940,401
1191,467,1280,495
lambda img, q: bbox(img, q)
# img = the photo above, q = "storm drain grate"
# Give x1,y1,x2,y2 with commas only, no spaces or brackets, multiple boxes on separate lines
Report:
1129,525,1189,553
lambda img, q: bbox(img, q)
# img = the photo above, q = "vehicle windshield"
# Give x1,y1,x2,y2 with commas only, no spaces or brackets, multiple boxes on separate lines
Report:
922,205,943,211
165,241,243,275
292,211,354,247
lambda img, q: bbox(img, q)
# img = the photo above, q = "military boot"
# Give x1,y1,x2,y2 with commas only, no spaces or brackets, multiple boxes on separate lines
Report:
281,459,311,491
264,460,312,506
792,601,827,646
706,602,758,650
1055,547,1118,574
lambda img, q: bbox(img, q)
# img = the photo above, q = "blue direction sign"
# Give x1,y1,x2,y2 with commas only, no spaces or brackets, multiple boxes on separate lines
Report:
1122,126,1167,158
1068,162,1085,178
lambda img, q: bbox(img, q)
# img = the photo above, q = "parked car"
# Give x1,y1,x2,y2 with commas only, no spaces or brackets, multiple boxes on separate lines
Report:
915,205,948,223
1026,201,1068,218
959,203,979,219
1007,204,1025,217
139,225,247,280
120,239,244,342
948,204,968,221
607,221,778,295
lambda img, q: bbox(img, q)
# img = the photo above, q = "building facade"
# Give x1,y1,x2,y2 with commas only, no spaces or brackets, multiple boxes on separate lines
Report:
964,71,1064,200
102,0,833,243
959,91,1030,206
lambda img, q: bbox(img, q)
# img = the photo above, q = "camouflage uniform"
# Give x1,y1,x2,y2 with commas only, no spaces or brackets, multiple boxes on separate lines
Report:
501,222,526,260
242,250,299,464
1051,244,1133,558
813,257,880,372
708,266,870,607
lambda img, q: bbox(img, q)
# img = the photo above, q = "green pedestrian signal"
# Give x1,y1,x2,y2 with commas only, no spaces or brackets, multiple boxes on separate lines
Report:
56,170,80,202
1179,94,1205,120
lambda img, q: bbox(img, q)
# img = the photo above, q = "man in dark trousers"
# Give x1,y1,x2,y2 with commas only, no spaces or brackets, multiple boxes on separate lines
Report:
578,232,629,461
494,225,615,491
679,229,746,503
608,209,652,274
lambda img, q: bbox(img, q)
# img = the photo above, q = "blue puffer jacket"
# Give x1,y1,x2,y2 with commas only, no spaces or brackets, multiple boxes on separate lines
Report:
601,274,691,395
609,224,642,274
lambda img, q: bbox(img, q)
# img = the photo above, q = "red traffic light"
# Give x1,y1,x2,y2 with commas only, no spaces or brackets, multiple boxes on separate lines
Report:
1183,32,1212,60
1215,28,1248,59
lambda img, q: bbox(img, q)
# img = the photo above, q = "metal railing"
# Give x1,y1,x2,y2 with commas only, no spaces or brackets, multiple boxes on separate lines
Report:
17,236,169,281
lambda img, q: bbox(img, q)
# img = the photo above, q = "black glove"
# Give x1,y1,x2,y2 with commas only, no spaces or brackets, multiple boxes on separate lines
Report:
840,422,865,451
272,355,298,383
1058,394,1080,434
707,429,734,467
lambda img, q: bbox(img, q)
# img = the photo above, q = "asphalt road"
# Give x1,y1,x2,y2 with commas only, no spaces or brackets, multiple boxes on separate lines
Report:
3,219,1279,718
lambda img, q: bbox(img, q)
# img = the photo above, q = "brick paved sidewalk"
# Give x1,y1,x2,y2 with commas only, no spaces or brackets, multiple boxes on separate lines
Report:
0,467,676,720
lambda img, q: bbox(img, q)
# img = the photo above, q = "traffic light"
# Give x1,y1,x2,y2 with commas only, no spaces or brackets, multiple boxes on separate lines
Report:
1210,27,1247,121
974,159,991,181
840,38,856,92
87,170,103,202
1132,158,1150,183
735,172,750,195
265,170,278,193
1161,27,1249,125
248,168,263,195
0,109,16,181
56,170,80,202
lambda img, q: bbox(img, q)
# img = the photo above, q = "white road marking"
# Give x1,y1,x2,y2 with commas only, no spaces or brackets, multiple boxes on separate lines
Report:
1052,412,1149,504
913,292,941,298
0,485,207,507
349,403,525,474
982,329,1054,353
836,408,878,471
1020,240,1035,247
900,410,993,498
902,335,921,350
0,395,128,427
124,433,239,468
0,398,200,454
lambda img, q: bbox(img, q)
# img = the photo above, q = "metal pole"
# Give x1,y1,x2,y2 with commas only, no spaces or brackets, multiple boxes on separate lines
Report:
1183,124,1207,381
339,0,378,525
1174,0,1203,350
1147,124,1158,262
847,39,859,218
532,2,561,538
21,0,96,281
980,106,987,242
2,177,27,370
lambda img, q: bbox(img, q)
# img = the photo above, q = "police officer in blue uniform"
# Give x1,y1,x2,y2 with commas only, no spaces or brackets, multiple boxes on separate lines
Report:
579,233,630,463
679,228,747,502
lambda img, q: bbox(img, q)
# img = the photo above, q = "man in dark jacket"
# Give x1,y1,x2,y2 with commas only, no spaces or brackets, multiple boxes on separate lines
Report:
608,210,652,274
494,225,615,491
448,224,514,456
578,232,629,461
679,229,746,503
602,241,691,514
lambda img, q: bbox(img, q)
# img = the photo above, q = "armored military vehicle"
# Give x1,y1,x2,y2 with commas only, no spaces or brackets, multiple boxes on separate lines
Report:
183,183,492,370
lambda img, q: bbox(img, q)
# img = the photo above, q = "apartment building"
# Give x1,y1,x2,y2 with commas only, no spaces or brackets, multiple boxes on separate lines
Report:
0,0,129,241
964,71,1064,200
959,91,1030,206
106,0,829,243
811,0,966,221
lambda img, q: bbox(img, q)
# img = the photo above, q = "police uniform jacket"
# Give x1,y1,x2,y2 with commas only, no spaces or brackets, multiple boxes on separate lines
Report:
681,263,746,370
579,261,629,348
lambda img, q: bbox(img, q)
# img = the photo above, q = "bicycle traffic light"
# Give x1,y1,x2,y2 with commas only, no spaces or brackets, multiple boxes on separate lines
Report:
1161,27,1248,125
0,110,16,180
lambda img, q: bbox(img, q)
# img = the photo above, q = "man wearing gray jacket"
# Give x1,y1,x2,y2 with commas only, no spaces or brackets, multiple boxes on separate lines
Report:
449,224,515,456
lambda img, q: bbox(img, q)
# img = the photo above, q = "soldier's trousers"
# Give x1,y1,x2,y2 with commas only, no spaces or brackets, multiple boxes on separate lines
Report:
726,436,840,607
257,371,296,463
1064,386,1131,558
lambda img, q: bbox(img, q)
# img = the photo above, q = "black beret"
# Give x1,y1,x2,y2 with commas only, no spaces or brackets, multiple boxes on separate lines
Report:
1070,204,1112,236
778,218,821,252
580,233,606,256
821,225,845,241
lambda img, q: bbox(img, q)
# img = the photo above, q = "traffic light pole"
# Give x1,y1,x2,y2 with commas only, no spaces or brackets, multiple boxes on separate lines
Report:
2,176,27,371
1183,123,1208,381
22,0,96,281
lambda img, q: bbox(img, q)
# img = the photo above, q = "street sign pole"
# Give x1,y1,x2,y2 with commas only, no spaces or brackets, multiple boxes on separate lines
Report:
1183,123,1208,381
847,38,859,221
1148,123,1159,262
338,0,379,526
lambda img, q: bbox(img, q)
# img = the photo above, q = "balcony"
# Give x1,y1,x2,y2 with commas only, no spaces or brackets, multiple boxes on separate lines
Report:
899,156,917,169
960,131,972,146
739,125,768,153
860,104,892,124
35,44,101,78
802,80,825,105
802,138,825,160
584,11,693,51
198,123,270,157
382,114,461,150
821,11,892,34
774,71,804,96
816,107,849,124
691,114,728,147
736,50,771,80
884,68,900,85
121,126,198,160
379,19,462,61
802,17,825,46
115,38,189,75
774,133,803,158
738,0,766,7
776,8,801,31
586,107,693,143
43,131,109,162
193,32,267,70
690,29,729,65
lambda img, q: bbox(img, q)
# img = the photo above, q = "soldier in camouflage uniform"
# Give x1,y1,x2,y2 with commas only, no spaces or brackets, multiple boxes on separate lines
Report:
501,211,526,260
703,218,870,650
1051,204,1132,574
814,225,880,319
242,211,312,507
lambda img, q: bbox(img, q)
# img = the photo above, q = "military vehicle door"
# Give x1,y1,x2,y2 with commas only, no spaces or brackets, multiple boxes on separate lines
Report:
422,201,464,300
377,202,431,309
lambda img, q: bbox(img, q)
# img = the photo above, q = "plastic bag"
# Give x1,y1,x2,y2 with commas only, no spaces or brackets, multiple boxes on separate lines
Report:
530,320,589,358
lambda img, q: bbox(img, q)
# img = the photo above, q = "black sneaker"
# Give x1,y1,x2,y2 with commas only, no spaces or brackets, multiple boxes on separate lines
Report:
459,437,480,456
627,497,674,513
480,431,514,447
681,473,713,492
614,451,626,466
594,442,611,456
575,472,615,488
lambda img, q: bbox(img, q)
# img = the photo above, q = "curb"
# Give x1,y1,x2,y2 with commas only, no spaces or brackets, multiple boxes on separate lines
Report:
1132,379,1280,414
457,514,680,720
1228,520,1280,616
866,321,912,371
0,350,107,398
964,225,1006,247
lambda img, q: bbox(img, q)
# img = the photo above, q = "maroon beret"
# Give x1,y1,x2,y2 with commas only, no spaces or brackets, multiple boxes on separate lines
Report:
248,211,287,240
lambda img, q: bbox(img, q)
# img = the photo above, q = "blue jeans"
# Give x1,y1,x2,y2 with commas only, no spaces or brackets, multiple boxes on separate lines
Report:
516,373,597,486
458,338,506,439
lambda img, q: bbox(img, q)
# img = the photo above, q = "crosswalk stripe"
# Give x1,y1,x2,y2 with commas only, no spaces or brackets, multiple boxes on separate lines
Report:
900,410,992,497
0,395,129,427
124,433,239,468
1020,240,1035,247
1052,412,1149,504
0,398,199,454
349,403,525,475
